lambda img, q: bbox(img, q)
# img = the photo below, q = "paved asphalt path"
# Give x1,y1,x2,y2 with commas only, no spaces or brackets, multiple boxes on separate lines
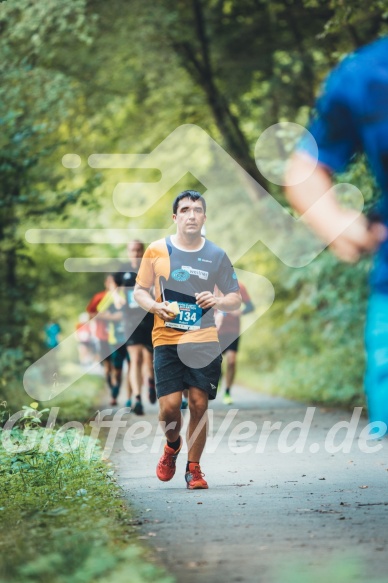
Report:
103,386,388,583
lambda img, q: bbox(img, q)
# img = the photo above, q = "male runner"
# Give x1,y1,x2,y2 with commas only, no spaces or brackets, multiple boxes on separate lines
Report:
285,37,388,435
117,240,155,415
134,190,241,489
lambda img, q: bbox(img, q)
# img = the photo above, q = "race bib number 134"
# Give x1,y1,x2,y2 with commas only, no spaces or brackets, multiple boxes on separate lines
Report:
165,302,202,331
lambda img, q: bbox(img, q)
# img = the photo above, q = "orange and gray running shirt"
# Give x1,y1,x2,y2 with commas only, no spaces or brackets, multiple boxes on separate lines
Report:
136,236,239,347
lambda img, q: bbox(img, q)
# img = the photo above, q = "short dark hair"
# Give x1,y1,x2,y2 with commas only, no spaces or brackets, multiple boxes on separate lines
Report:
172,190,206,215
127,239,144,251
112,272,122,287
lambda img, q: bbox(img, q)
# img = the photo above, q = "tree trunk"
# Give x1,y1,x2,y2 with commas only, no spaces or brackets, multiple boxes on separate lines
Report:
172,0,269,195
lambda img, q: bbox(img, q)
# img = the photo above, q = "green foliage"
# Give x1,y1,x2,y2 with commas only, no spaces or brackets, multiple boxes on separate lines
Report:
1,0,387,408
1,369,106,428
0,0,103,397
0,415,173,583
238,246,371,407
43,373,107,424
235,151,379,407
0,2,387,579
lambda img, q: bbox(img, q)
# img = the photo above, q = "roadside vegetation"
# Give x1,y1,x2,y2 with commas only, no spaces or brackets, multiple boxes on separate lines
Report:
2,1,387,414
1,2,387,577
0,400,173,583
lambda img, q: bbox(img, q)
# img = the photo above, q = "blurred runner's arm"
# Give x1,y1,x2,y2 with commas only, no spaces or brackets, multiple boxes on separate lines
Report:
96,311,122,321
239,283,254,316
214,310,224,330
285,153,387,263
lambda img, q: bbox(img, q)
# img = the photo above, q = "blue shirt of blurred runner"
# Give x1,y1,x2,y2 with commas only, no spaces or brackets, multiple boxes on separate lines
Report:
299,36,388,292
44,322,61,349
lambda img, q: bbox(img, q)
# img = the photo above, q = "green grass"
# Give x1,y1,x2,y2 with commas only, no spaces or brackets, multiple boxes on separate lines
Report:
0,401,174,583
40,372,107,424
1,359,106,424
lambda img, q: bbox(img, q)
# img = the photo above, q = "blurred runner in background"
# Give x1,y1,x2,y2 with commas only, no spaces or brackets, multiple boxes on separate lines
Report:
117,240,155,415
75,312,95,366
95,274,129,406
285,37,388,436
44,321,61,349
43,320,61,376
216,282,254,405
86,276,116,401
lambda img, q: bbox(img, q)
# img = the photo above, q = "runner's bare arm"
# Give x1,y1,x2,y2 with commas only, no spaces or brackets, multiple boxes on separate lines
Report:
285,153,387,263
214,310,224,330
95,312,122,321
195,291,241,311
134,283,176,322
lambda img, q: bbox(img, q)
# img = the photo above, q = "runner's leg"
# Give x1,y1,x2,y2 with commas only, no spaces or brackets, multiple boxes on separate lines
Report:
142,347,156,403
185,387,209,489
126,363,132,402
225,349,237,391
125,351,132,406
111,366,122,399
186,386,209,462
156,391,183,481
158,391,183,442
127,344,145,413
128,344,143,399
103,358,112,389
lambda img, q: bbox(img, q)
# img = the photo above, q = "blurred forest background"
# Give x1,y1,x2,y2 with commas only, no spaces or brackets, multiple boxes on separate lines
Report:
1,0,388,410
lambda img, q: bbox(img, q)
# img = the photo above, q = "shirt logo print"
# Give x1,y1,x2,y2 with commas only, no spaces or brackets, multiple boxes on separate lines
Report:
171,268,190,282
181,265,209,280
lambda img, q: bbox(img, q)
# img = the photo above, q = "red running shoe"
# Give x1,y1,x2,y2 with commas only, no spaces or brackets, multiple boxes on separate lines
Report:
185,463,208,490
156,438,182,482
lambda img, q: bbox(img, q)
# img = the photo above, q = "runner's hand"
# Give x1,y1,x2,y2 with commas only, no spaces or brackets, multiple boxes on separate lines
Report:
153,301,177,322
195,291,217,309
328,212,387,263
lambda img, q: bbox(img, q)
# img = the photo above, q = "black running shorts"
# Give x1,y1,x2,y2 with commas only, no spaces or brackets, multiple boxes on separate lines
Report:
219,334,240,353
154,342,222,400
125,318,153,352
110,345,129,369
